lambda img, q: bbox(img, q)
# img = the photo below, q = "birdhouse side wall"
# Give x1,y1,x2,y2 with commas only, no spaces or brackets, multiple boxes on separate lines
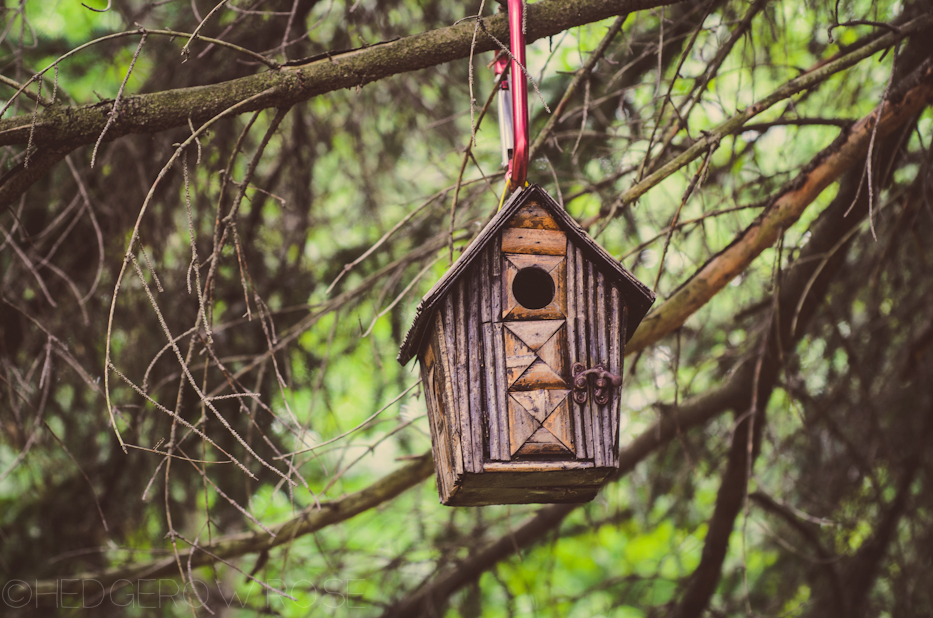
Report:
420,246,512,504
479,238,510,462
429,238,515,467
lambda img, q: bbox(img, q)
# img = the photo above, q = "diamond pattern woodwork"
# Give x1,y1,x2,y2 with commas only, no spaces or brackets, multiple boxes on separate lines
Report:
504,318,574,456
504,320,567,389
508,390,574,455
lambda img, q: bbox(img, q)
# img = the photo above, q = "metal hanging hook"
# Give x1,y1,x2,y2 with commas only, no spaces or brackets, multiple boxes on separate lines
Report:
493,54,513,170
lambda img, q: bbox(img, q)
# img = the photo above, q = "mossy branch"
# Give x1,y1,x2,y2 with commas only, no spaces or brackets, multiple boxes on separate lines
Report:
0,0,684,151
33,453,436,596
625,53,933,354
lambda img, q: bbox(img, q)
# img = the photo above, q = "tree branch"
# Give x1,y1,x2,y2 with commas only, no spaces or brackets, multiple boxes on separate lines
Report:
0,148,68,210
0,0,687,151
834,402,932,616
625,52,933,354
34,453,435,596
751,491,846,615
381,66,927,614
673,399,765,618
670,56,923,614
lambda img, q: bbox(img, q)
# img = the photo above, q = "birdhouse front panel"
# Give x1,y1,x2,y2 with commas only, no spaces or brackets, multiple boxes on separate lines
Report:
398,185,655,506
500,206,573,461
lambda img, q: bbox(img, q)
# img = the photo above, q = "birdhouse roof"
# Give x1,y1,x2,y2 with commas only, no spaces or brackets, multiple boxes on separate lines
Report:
397,184,655,365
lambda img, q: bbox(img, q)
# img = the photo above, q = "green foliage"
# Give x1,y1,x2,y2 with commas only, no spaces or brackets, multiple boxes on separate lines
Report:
2,0,933,616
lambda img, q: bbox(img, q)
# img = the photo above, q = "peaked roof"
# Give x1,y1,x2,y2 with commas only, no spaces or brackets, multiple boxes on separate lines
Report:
397,184,655,365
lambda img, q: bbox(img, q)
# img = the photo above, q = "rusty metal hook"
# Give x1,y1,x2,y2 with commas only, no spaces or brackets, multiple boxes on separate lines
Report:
571,362,623,405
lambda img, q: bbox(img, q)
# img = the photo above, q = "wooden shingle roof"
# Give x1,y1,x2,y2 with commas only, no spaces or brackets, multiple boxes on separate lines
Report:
397,184,655,365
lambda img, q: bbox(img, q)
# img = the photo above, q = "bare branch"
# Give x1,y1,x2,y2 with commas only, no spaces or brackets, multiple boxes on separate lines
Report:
626,55,933,355
0,0,686,150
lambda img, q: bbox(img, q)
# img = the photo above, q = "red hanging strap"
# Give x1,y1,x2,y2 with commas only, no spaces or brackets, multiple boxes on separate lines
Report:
507,0,528,190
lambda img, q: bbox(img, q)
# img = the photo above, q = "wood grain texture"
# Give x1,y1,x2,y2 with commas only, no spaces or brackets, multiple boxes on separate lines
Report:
491,240,502,318
434,311,463,479
490,240,508,461
421,345,452,502
515,427,570,456
501,228,567,255
511,362,566,390
483,461,595,472
479,247,492,326
575,245,595,460
542,398,574,452
443,485,600,506
503,320,568,390
609,286,623,466
566,244,586,459
504,202,561,230
493,321,510,461
480,246,502,461
509,389,569,423
504,320,564,349
463,468,607,488
587,260,605,467
504,328,538,386
597,270,612,466
443,294,466,478
467,268,485,466
534,328,566,381
617,305,628,462
508,394,538,455
454,285,476,473
556,251,568,315
482,323,501,460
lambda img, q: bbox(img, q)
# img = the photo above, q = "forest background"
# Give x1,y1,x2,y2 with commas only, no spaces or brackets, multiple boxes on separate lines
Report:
1,0,932,615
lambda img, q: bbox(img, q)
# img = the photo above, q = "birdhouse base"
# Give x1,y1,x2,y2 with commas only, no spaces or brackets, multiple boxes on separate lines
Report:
439,461,615,506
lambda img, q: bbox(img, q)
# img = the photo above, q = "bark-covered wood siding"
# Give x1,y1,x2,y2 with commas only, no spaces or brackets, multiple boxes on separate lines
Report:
434,239,506,471
409,188,649,505
420,312,463,502
565,243,627,469
427,230,627,479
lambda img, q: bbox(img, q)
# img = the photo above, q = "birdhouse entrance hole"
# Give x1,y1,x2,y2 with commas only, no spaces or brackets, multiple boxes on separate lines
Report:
512,267,554,310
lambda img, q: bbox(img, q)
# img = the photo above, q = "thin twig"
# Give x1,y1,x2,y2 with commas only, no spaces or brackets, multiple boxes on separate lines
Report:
652,146,713,291
276,382,419,458
528,14,626,167
181,0,230,61
93,33,147,167
103,88,279,452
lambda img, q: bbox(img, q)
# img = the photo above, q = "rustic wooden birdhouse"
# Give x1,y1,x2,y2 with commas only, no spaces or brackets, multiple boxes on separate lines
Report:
397,185,655,506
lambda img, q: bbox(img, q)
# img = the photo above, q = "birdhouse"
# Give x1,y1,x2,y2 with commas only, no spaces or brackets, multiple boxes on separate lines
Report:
397,185,655,506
